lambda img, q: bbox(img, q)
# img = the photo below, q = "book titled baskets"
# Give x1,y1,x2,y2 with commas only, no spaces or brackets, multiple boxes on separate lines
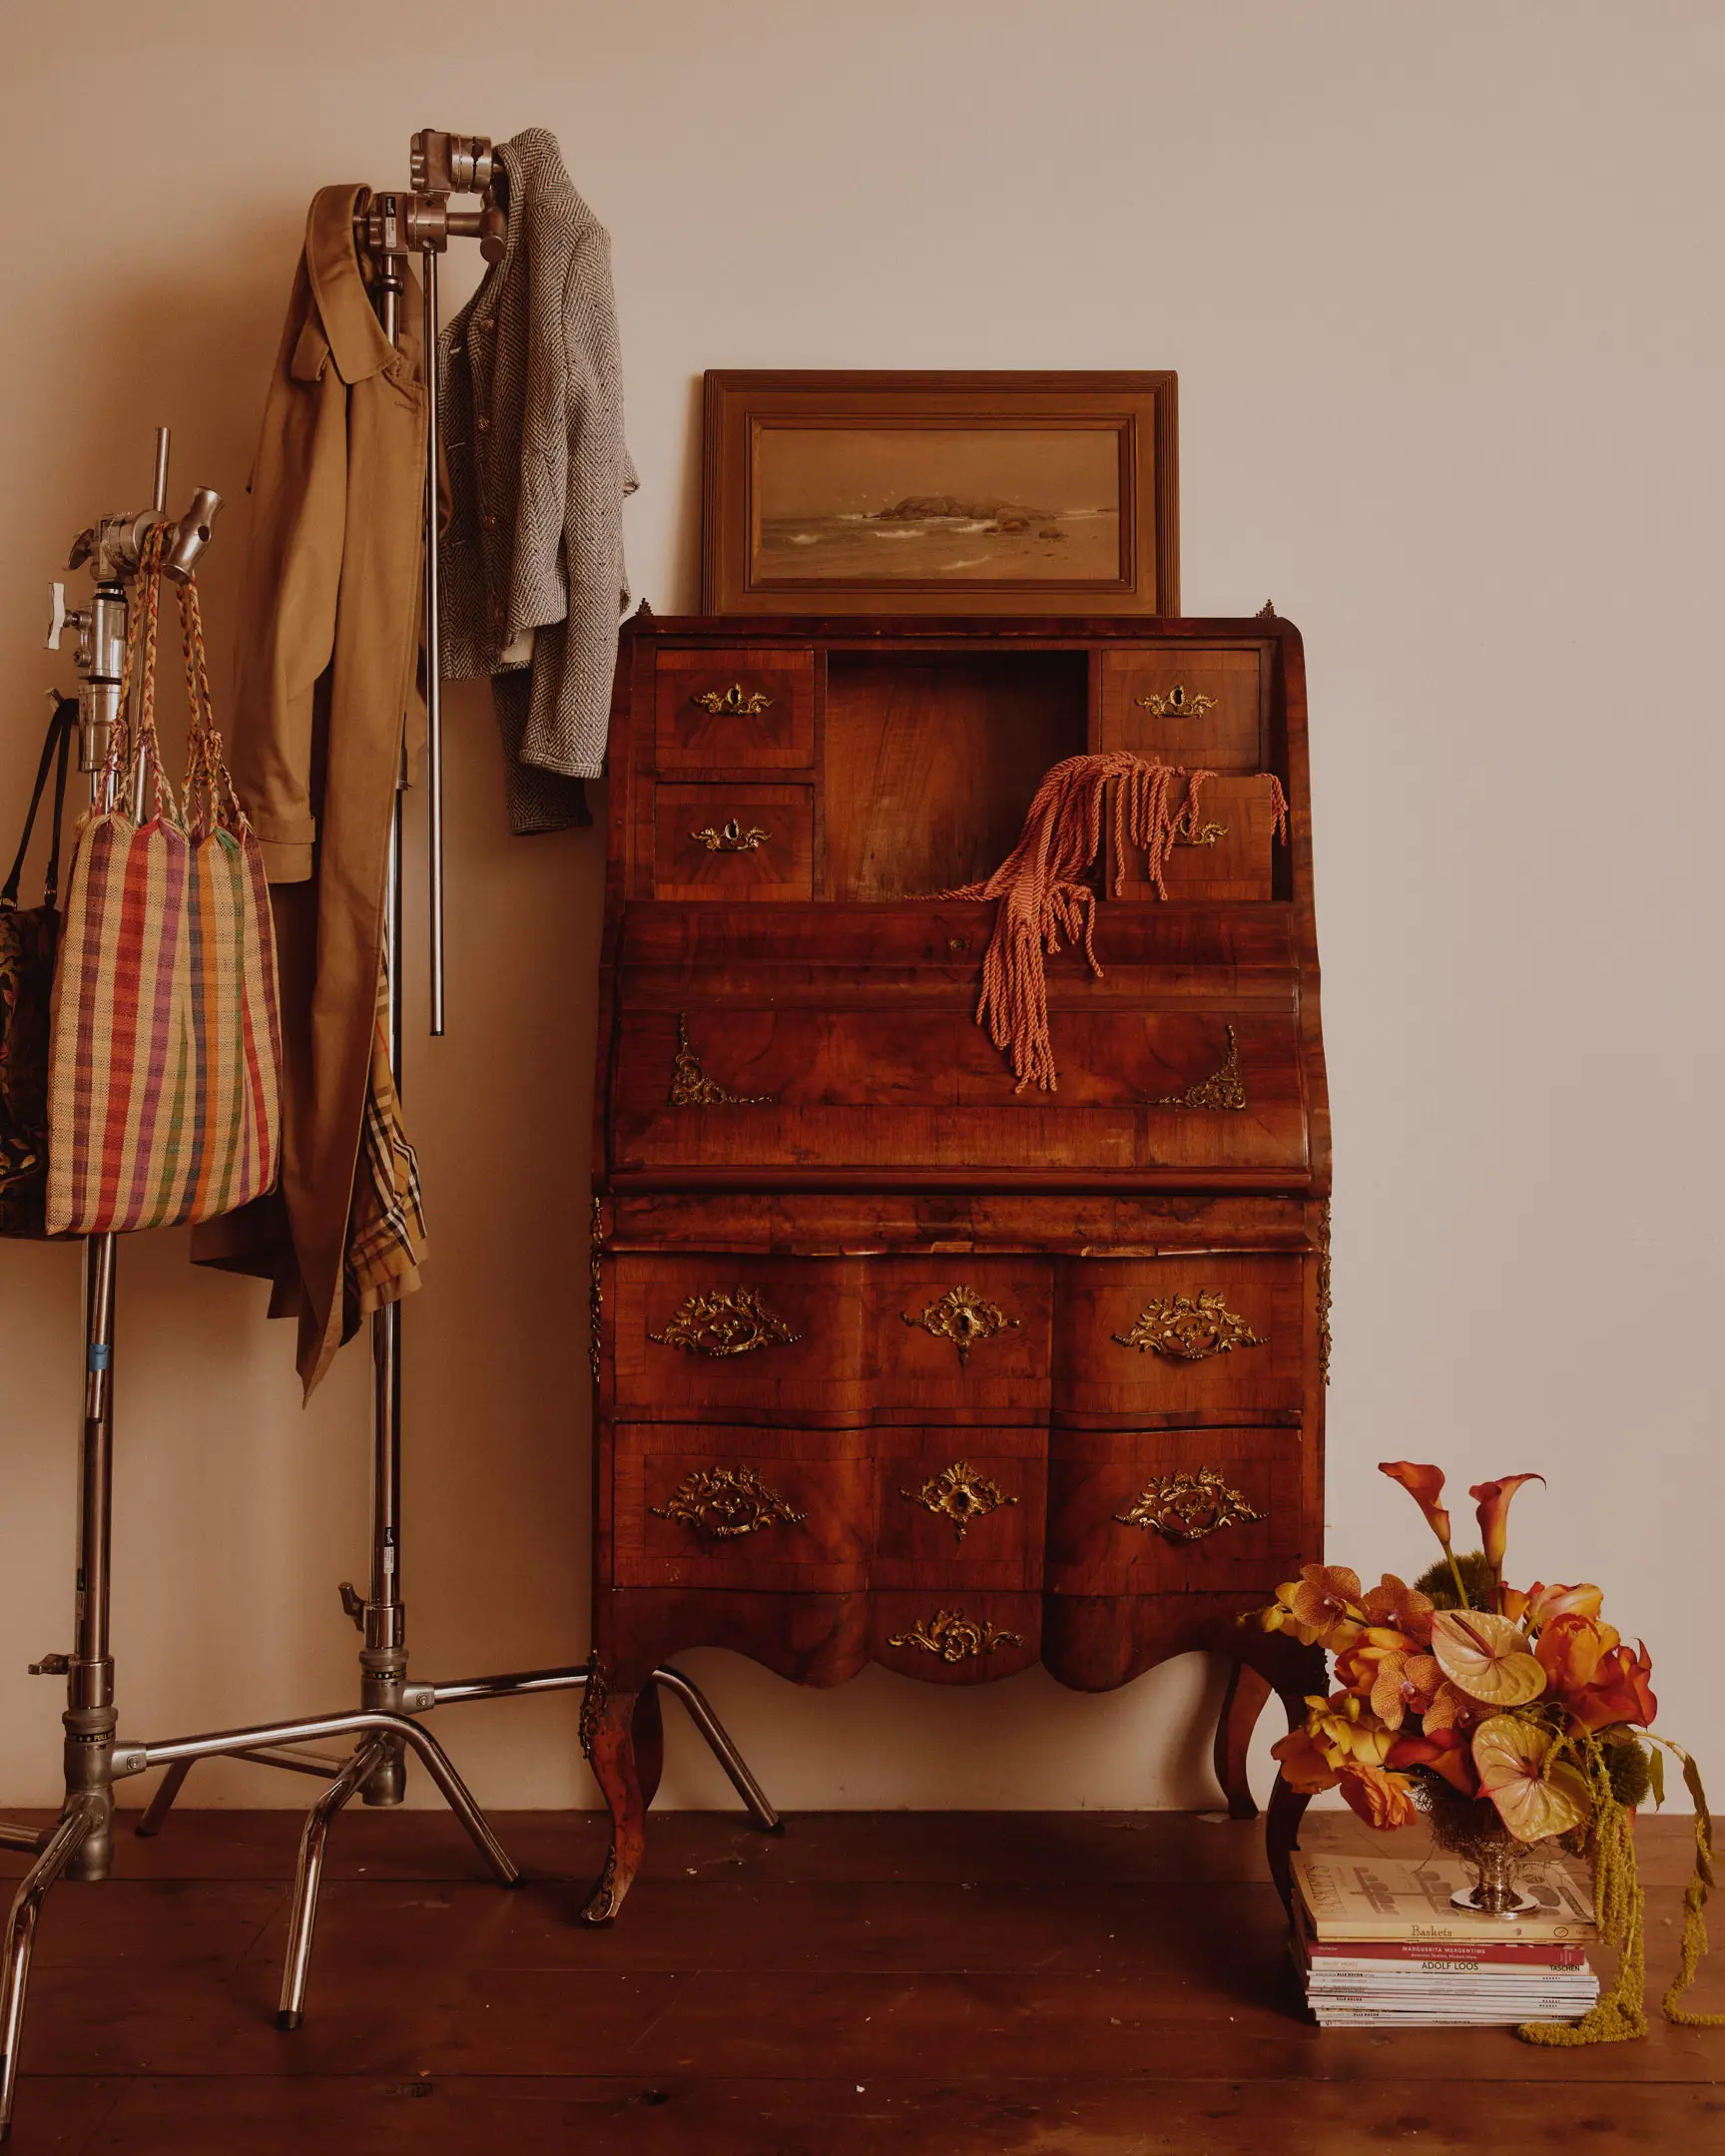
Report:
45,526,282,1236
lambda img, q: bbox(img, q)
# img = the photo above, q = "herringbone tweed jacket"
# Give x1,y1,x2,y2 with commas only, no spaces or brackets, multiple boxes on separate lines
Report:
438,129,637,832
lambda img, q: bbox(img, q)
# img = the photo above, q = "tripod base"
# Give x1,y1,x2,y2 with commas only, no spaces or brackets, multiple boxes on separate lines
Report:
0,1804,97,2143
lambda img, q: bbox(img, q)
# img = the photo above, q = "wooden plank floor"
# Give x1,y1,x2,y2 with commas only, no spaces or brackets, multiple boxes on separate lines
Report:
2,1807,1720,2152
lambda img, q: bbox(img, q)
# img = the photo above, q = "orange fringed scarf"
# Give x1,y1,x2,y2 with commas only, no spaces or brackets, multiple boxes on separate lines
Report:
941,753,1289,1094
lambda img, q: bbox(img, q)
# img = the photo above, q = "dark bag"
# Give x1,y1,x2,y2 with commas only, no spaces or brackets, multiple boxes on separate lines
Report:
0,696,75,1237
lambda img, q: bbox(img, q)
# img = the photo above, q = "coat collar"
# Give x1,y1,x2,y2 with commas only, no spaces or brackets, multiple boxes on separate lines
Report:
304,184,402,386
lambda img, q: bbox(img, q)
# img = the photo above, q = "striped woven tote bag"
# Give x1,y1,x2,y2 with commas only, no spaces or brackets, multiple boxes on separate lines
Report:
45,528,283,1236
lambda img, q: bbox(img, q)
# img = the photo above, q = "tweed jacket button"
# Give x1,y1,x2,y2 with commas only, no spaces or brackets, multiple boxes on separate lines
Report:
479,315,496,331
475,413,491,432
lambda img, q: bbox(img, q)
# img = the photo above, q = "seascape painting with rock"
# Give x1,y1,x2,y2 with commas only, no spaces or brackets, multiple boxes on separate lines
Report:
754,425,1124,583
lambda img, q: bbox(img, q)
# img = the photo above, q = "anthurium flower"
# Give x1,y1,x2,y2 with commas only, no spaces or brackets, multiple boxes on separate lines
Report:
1338,1764,1422,1832
1379,1462,1452,1547
1362,1574,1436,1644
1430,1609,1547,1707
1535,1612,1621,1697
1286,1565,1367,1649
1567,1641,1658,1732
1473,1714,1590,1843
1269,1727,1341,1794
1468,1474,1543,1574
1368,1650,1444,1731
1388,1725,1479,1796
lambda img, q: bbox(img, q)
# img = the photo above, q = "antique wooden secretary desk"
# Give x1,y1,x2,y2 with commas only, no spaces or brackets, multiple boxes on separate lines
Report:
582,609,1329,1919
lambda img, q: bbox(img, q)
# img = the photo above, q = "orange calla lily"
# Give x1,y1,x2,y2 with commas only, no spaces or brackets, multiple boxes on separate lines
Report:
1472,1714,1590,1843
1430,1609,1547,1707
1338,1765,1422,1832
1469,1474,1543,1575
1387,1725,1479,1796
1379,1461,1452,1548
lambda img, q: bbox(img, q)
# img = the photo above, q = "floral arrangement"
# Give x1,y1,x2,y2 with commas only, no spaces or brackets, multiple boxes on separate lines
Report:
1261,1461,1721,2043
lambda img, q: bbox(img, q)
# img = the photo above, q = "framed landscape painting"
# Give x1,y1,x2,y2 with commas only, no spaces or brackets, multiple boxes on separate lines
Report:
701,371,1179,616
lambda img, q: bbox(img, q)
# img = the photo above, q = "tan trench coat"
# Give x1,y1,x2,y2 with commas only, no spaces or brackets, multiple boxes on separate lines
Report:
194,185,427,1395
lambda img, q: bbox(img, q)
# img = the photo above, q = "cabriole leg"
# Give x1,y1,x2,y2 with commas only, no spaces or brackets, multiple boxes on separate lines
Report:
580,1669,647,1926
1213,1660,1274,1820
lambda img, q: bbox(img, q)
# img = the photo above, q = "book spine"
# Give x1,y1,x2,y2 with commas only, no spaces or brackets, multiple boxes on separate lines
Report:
1302,1940,1588,1968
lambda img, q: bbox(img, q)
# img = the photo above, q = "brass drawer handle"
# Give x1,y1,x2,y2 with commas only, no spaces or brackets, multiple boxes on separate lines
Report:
902,1286,1020,1366
886,1606,1023,1662
1112,1289,1266,1360
669,1013,776,1107
900,1459,1017,1544
692,683,773,717
651,1465,805,1540
1115,1468,1264,1543
1154,1025,1246,1112
649,1288,801,1356
1134,682,1216,719
691,818,770,852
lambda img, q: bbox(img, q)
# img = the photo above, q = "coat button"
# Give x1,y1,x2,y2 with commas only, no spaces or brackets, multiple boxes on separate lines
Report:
475,414,491,432
479,315,495,331
482,512,498,530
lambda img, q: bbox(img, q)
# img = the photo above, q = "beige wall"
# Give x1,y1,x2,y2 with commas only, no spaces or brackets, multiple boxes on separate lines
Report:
4,2,1721,1814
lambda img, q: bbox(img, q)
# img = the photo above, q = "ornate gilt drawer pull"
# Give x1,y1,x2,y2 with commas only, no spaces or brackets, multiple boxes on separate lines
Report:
1135,683,1216,719
650,1288,801,1356
902,1286,1020,1366
1174,816,1228,848
1112,1289,1266,1360
692,683,773,717
1154,1024,1247,1112
651,1464,806,1540
900,1459,1017,1544
669,1013,776,1107
691,817,770,852
886,1606,1023,1663
1115,1468,1264,1544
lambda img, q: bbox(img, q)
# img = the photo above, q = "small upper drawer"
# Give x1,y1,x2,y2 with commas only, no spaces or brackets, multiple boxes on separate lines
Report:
1116,775,1285,902
1100,648,1264,771
655,649,815,770
1053,1252,1306,1422
653,785,815,901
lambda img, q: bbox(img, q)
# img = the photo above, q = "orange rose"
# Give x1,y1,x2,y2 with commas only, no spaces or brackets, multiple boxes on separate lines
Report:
1339,1765,1422,1832
1388,1725,1479,1797
1510,1580,1604,1630
1535,1612,1620,1698
1568,1641,1657,1732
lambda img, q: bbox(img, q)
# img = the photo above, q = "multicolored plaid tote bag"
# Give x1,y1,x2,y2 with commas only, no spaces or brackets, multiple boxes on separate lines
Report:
46,528,283,1236
0,693,75,1237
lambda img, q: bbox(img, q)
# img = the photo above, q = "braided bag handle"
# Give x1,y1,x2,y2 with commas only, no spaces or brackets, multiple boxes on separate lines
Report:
105,523,181,826
173,565,245,837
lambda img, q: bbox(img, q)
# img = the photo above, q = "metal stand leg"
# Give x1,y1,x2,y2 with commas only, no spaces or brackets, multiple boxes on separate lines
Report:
0,1805,94,2144
277,1740,388,2029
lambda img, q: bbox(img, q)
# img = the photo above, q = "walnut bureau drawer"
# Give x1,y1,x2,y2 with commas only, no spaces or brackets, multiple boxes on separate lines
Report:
613,1423,869,1591
613,1254,867,1421
1052,1253,1306,1423
652,784,815,901
1116,774,1285,903
871,1428,1046,1593
1044,1424,1303,1595
1099,647,1265,771
654,647,815,771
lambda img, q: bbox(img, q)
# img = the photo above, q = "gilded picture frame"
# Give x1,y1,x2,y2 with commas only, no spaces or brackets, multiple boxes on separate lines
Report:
701,370,1179,616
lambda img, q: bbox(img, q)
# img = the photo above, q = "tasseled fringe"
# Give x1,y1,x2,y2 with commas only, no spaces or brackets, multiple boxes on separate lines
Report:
938,754,1290,1094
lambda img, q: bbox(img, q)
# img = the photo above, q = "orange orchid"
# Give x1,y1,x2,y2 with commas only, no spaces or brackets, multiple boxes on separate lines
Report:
1367,1650,1444,1731
1419,1678,1495,1739
1379,1461,1452,1548
1276,1564,1367,1649
1333,1626,1418,1701
1268,1726,1342,1795
1338,1764,1422,1832
1361,1573,1436,1644
1469,1473,1543,1580
1534,1611,1621,1698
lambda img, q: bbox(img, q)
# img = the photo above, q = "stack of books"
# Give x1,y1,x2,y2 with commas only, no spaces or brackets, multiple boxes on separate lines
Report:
1290,1849,1599,2027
